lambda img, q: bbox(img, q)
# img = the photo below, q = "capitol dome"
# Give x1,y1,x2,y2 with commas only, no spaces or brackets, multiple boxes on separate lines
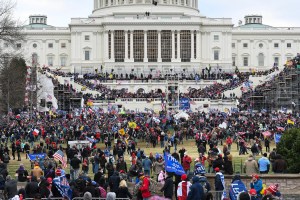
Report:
92,0,200,16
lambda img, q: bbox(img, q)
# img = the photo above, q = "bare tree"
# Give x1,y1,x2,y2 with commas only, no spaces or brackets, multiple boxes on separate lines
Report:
0,0,25,114
0,0,23,45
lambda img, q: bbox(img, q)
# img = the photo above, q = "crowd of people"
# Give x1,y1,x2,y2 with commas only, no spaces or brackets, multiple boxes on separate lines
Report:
0,104,295,199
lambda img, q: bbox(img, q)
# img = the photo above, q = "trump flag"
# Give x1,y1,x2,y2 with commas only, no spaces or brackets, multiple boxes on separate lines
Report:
164,154,185,175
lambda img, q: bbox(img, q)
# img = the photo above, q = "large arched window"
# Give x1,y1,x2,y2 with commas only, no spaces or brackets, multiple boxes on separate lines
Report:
258,53,264,67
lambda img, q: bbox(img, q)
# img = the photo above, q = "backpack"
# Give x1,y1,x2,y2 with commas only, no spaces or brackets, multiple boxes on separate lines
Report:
99,186,107,198
3,154,9,163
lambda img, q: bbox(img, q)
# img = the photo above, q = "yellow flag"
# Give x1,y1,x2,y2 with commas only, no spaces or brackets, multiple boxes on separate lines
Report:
287,119,295,125
119,128,125,135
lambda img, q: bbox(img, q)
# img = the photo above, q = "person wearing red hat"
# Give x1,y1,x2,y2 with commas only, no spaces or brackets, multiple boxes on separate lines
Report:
264,184,281,199
177,174,191,200
215,168,225,200
250,174,263,199
138,172,151,200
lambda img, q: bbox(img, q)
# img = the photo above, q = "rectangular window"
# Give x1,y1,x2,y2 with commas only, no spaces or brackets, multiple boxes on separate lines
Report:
161,30,172,62
48,43,53,48
180,30,191,62
147,30,158,62
128,31,130,59
16,43,21,49
114,30,125,62
232,43,235,48
60,57,66,66
214,35,219,41
287,43,291,48
85,35,90,41
61,43,66,48
243,57,248,66
232,57,236,66
85,51,90,60
274,43,279,48
133,30,144,62
48,57,53,66
214,50,219,60
175,32,177,59
274,57,279,64
243,43,248,48
108,32,111,59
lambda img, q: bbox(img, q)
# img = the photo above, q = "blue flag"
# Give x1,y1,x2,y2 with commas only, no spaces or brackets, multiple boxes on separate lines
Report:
53,175,72,200
229,180,248,200
28,153,46,161
164,154,185,175
274,133,282,144
194,163,206,175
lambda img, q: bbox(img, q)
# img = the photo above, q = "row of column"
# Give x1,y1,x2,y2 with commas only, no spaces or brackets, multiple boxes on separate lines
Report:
106,30,200,62
95,0,198,9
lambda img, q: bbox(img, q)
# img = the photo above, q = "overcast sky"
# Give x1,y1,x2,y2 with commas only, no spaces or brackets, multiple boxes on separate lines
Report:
14,0,299,27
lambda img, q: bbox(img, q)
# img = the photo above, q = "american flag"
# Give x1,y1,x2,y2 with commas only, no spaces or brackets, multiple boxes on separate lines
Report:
53,150,67,168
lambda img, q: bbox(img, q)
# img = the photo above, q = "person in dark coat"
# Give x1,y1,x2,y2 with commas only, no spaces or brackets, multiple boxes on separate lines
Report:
223,151,233,175
212,154,224,171
25,176,40,198
4,175,17,199
116,180,133,199
160,173,174,199
272,154,287,173
15,164,29,182
214,168,225,200
187,176,204,200
116,156,127,172
108,171,121,193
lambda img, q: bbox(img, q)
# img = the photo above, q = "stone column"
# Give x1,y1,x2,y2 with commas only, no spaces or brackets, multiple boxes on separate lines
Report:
191,30,194,61
104,31,109,61
177,30,181,61
130,31,134,61
111,31,115,61
125,30,128,62
172,30,175,61
196,30,201,61
144,30,148,62
158,30,162,62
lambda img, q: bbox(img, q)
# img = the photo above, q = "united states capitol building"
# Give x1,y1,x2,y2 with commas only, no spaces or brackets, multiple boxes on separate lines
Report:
15,0,300,75
3,0,300,112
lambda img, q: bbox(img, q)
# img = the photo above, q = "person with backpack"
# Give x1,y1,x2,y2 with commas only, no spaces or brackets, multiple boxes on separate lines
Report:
2,152,10,166
15,164,29,182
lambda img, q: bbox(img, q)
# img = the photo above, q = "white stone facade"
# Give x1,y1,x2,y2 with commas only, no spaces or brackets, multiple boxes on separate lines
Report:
3,1,300,74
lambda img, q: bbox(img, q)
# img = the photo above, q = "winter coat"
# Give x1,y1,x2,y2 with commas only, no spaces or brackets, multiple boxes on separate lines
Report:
153,161,164,175
187,176,204,200
25,181,39,198
108,172,121,193
215,173,225,191
161,176,174,199
250,179,263,196
182,155,192,170
31,166,43,181
142,158,152,171
116,186,133,199
4,179,17,199
139,176,151,198
243,157,258,175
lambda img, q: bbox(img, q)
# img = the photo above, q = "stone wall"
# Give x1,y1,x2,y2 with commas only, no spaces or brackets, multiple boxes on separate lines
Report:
206,174,300,194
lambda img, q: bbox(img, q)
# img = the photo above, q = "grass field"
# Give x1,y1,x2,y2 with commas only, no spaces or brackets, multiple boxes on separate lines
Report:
7,138,276,179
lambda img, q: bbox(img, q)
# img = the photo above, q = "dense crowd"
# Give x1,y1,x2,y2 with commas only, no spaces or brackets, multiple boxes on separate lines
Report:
0,106,295,199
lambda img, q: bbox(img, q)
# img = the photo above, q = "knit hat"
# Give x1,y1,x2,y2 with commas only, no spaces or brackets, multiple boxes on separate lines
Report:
181,174,187,181
252,174,259,180
249,189,257,196
55,169,61,176
266,184,279,194
47,177,52,184
214,167,220,172
83,192,92,200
